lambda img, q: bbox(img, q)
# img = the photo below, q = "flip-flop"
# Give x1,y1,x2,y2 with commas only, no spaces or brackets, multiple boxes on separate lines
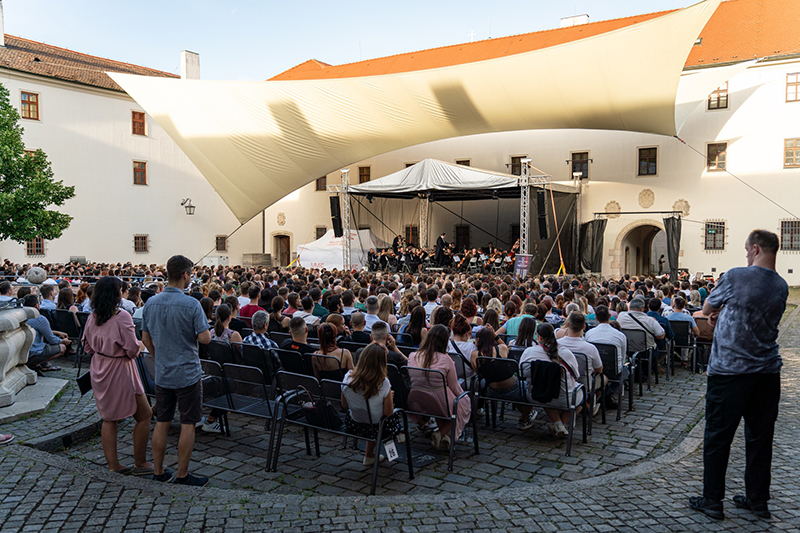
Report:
111,465,134,475
38,362,62,371
132,465,155,476
0,434,14,445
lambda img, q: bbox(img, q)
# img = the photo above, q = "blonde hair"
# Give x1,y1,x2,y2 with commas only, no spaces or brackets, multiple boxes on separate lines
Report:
377,296,394,322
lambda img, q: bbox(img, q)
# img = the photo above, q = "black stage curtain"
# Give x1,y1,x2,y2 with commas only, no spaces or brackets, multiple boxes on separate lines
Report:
663,216,682,280
578,219,607,273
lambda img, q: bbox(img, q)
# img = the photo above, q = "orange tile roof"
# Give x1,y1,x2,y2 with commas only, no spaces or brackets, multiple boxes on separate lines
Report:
0,35,178,91
271,0,800,81
686,0,800,67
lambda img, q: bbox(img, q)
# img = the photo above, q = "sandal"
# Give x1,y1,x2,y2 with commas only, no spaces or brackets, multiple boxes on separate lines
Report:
111,465,134,475
38,362,61,372
132,464,155,476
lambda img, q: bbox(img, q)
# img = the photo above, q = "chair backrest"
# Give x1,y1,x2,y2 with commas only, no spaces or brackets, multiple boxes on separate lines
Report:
270,332,292,345
405,365,451,416
304,353,345,382
275,348,309,375
239,315,252,328
76,311,90,329
591,342,621,379
241,343,277,383
669,319,694,346
570,351,592,390
200,359,227,402
394,332,414,346
242,328,254,339
395,344,415,357
222,363,268,400
387,363,409,409
695,317,714,342
520,359,566,403
621,328,648,353
339,341,367,354
40,308,58,330
446,351,470,382
53,309,81,338
474,356,517,385
507,345,526,361
205,339,238,366
330,379,384,426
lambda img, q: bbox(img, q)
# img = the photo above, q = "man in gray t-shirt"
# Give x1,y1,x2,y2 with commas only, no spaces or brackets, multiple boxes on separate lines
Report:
142,255,211,486
690,230,787,520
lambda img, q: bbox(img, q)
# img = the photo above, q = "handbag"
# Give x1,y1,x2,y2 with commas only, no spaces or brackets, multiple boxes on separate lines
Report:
297,386,342,430
76,371,92,395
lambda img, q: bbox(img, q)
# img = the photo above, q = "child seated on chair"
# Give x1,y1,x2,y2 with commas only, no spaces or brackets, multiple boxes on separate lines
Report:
341,344,403,466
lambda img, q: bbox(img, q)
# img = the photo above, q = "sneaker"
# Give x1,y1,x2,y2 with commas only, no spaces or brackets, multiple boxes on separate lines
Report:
546,422,557,435
592,402,601,416
517,411,538,430
733,495,771,519
554,421,568,438
153,467,176,483
174,473,209,487
688,496,724,520
440,435,451,451
195,416,207,429
395,432,406,444
430,431,442,451
201,419,222,433
0,434,14,445
363,454,385,466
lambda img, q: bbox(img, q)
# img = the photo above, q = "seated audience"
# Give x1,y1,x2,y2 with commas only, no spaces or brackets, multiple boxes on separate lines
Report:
243,311,278,350
312,323,354,376
23,294,70,372
279,317,317,355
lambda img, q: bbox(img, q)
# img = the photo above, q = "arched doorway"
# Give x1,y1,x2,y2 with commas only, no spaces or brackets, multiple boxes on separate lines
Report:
612,219,667,278
271,232,293,267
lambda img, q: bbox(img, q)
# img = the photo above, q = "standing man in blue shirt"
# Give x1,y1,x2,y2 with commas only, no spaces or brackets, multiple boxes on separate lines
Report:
142,255,211,486
689,230,787,520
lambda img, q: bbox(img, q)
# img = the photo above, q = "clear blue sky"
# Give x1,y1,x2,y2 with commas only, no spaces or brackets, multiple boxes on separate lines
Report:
3,0,692,80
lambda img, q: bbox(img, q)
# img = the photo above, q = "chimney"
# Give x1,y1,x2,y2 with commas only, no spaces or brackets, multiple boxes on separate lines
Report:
180,50,200,79
560,14,590,28
1,1,5,47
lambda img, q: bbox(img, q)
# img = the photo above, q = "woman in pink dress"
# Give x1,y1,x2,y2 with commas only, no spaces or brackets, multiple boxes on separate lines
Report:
83,277,153,475
408,324,471,451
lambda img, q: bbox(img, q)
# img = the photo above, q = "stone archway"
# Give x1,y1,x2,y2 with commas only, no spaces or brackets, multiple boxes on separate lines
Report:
609,219,665,278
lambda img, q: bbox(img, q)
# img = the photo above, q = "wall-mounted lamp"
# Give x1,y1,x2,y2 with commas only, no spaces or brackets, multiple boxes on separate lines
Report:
181,198,196,215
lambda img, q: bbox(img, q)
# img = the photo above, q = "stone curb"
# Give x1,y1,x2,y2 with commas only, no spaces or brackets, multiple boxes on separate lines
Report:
22,417,102,453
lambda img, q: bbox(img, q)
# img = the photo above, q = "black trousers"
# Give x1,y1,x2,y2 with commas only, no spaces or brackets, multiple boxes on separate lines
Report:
703,373,780,503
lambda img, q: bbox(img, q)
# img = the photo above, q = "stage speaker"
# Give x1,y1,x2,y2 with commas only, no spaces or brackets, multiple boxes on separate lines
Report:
330,197,344,237
537,191,549,240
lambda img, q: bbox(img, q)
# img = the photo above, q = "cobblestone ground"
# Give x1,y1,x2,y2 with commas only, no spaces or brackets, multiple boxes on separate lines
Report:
2,306,800,531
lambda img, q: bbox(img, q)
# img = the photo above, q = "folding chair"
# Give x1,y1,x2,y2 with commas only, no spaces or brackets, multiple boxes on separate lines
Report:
470,357,520,430
394,332,415,346
199,360,231,436
590,342,627,421
304,353,345,381
669,320,697,373
221,363,275,429
205,339,239,366
694,317,714,373
621,329,653,395
404,366,478,470
274,348,309,375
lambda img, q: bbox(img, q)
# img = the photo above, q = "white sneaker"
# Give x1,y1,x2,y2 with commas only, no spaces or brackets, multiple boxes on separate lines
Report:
430,431,442,451
195,416,207,429
395,432,406,443
201,419,222,433
363,454,385,466
554,421,568,438
592,402,601,416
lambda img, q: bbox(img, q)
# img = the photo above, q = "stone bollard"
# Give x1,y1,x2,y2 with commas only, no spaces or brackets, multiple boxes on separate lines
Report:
0,307,38,407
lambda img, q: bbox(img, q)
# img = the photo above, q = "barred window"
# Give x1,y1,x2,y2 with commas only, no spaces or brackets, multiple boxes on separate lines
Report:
704,221,726,251
781,220,800,251
134,235,149,253
215,235,228,252
708,82,729,110
26,237,44,256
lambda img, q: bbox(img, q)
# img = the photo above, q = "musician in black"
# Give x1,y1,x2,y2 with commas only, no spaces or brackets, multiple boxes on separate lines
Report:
392,234,402,255
435,232,447,267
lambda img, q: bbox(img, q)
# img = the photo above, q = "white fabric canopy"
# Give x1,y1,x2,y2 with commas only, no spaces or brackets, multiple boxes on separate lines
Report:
109,0,719,223
296,229,388,271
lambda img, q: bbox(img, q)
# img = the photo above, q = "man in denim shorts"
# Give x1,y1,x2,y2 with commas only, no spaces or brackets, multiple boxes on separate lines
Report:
142,255,211,486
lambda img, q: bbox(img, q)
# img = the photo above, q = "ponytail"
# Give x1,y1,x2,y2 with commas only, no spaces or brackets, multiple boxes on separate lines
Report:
214,303,231,337
536,322,560,363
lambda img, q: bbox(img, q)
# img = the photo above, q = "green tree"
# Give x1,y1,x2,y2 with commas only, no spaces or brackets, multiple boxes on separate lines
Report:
0,82,74,243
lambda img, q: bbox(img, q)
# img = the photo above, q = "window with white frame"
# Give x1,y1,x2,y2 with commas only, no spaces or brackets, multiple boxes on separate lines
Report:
708,82,729,110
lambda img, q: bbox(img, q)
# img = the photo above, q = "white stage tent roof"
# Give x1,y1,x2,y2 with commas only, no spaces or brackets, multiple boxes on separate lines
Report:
348,159,575,200
109,0,720,224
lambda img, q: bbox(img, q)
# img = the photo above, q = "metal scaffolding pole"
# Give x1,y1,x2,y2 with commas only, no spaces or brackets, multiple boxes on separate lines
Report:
420,194,429,248
341,169,351,270
518,159,532,255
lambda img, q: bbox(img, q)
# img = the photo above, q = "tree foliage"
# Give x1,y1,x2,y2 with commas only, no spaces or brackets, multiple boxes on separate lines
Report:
0,82,75,243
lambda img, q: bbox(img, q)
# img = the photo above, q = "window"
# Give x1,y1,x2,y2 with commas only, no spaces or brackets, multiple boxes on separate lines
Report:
358,166,370,184
455,225,470,251
134,235,149,253
404,225,419,248
785,138,800,168
787,73,800,103
781,220,800,251
26,237,44,257
570,151,589,179
315,176,327,191
708,82,729,110
704,221,726,251
455,159,470,167
133,161,147,185
215,235,228,252
637,147,658,176
315,226,327,240
132,111,146,135
510,156,526,176
707,143,727,171
21,92,39,120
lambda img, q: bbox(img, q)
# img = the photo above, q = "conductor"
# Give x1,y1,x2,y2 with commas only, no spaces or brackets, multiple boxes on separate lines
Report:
435,232,447,267
392,234,402,255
